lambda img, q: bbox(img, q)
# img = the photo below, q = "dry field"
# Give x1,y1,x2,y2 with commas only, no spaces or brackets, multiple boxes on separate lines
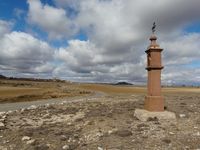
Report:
0,79,91,103
1,79,200,104
80,83,200,94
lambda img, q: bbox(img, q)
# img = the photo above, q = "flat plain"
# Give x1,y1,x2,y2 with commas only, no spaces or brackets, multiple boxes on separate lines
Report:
0,79,91,103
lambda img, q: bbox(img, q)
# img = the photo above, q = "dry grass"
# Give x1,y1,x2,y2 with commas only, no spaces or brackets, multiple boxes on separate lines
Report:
0,79,91,103
1,79,199,103
163,87,200,93
79,83,200,94
0,86,42,98
80,84,146,94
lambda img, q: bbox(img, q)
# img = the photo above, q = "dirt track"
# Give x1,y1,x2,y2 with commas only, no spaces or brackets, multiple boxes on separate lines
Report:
0,92,105,112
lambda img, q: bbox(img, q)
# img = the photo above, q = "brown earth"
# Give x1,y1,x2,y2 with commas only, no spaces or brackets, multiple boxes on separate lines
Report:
0,79,91,103
0,81,200,149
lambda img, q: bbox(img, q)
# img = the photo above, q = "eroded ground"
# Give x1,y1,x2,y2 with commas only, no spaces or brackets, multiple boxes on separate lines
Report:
0,88,200,149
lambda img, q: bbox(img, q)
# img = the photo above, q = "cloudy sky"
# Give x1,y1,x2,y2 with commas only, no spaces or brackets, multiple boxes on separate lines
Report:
0,0,200,85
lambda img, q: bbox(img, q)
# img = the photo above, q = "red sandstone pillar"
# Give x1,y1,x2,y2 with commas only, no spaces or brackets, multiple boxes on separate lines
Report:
144,34,164,111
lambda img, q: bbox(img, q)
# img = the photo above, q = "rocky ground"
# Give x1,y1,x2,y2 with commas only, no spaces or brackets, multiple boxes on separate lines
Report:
0,93,200,150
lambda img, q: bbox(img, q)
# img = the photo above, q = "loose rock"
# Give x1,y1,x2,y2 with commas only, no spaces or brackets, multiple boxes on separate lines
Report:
115,129,132,137
26,139,36,145
0,122,5,130
62,145,70,150
22,136,31,141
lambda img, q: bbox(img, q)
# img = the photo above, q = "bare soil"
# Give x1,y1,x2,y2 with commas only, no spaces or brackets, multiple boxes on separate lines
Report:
0,81,200,149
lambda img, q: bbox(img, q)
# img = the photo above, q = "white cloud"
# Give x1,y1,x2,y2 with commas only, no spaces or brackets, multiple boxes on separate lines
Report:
55,39,146,83
0,27,55,76
2,0,200,84
56,40,104,72
49,0,200,84
162,67,200,86
27,0,77,39
162,33,200,65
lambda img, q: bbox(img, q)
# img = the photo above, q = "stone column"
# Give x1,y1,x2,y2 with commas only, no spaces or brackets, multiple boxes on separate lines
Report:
134,29,176,123
144,34,164,111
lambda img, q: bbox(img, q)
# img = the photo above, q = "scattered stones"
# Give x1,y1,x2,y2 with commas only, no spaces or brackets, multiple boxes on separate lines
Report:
27,105,37,110
20,108,25,113
0,112,5,116
43,113,50,119
73,112,85,122
179,114,186,118
22,136,31,141
62,145,70,150
0,122,5,130
6,111,12,115
1,115,6,119
26,139,36,145
136,123,149,131
60,135,68,141
107,128,118,135
84,120,93,126
98,147,103,150
169,132,175,135
1,93,200,149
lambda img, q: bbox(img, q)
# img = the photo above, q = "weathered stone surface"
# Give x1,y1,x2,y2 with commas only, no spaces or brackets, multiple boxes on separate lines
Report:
62,145,70,150
179,114,186,118
26,139,36,145
134,109,176,123
0,112,5,116
0,122,5,129
22,136,31,141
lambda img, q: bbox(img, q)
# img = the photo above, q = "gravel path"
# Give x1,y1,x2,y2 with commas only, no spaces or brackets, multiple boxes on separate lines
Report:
0,92,105,112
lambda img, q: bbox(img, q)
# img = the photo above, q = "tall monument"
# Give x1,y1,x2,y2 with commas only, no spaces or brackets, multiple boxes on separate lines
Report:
144,22,164,111
134,23,176,122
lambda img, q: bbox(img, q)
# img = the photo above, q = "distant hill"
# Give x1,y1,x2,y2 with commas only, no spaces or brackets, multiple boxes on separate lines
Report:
0,74,7,79
0,75,65,82
115,82,133,85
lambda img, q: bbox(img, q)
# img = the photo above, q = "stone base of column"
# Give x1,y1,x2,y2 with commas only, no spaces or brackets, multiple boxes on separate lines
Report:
134,109,176,123
144,96,164,111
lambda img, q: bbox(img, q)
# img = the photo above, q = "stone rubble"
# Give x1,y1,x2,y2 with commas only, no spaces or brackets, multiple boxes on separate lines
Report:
62,145,70,150
26,139,35,145
179,114,186,118
21,136,31,141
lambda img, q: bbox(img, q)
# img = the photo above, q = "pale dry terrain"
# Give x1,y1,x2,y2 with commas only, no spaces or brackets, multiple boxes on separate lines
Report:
0,80,200,150
0,79,91,103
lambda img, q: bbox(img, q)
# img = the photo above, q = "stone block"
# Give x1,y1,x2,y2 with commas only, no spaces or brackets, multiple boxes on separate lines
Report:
134,109,176,123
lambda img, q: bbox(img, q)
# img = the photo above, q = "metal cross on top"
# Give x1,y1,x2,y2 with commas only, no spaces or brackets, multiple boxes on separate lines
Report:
152,22,156,34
